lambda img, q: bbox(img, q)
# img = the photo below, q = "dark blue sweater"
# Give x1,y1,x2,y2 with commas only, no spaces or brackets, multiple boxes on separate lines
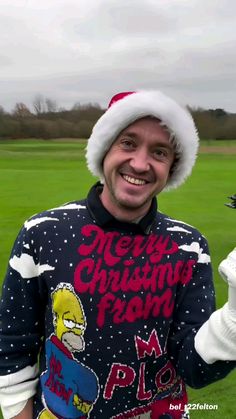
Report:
0,183,235,418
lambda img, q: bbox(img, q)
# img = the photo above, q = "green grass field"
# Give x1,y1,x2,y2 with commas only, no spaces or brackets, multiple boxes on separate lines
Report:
0,139,236,418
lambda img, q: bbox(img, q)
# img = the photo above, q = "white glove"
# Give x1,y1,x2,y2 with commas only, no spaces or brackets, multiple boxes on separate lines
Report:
218,248,236,316
195,248,236,363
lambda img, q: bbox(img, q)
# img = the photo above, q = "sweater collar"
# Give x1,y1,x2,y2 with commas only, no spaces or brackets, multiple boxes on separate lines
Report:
87,182,157,235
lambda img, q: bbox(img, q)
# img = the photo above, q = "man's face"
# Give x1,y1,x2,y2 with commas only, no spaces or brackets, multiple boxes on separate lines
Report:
100,117,175,220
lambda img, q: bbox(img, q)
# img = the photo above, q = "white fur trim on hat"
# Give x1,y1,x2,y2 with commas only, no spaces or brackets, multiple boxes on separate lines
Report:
86,90,199,190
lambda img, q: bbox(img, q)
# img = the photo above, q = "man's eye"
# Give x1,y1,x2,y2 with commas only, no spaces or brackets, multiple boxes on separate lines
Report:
120,139,135,149
153,149,168,158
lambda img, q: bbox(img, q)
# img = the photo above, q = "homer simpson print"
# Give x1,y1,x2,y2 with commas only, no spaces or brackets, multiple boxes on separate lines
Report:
39,283,99,419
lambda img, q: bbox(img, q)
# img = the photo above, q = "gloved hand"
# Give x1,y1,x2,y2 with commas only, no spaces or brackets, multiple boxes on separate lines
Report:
195,247,236,363
218,248,236,315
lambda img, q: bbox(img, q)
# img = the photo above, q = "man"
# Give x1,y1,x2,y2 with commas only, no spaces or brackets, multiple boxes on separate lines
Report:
0,90,236,419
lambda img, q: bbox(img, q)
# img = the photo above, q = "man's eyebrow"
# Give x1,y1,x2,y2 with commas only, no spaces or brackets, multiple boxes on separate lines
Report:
153,142,174,150
119,130,174,148
118,129,138,137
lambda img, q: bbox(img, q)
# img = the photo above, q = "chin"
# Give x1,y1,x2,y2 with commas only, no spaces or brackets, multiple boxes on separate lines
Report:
118,197,149,211
118,190,152,205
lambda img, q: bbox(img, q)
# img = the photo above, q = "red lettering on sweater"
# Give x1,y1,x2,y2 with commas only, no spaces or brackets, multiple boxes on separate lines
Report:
45,354,73,405
78,225,178,265
104,364,136,399
104,330,179,403
73,225,197,327
135,329,162,360
136,362,152,400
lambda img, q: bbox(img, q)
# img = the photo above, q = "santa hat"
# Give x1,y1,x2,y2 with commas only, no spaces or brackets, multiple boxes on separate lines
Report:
86,90,199,190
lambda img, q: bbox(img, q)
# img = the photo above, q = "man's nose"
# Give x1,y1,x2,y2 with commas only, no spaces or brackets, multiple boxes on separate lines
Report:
129,148,150,172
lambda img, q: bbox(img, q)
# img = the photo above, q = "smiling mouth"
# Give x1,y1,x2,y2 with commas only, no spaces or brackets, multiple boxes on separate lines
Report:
122,174,147,186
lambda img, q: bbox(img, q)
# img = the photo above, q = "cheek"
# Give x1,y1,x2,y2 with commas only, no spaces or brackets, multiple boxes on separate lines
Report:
102,159,111,180
102,152,113,172
154,162,172,177
103,152,122,175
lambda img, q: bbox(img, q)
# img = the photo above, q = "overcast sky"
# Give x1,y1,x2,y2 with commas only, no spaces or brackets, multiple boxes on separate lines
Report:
1,0,236,113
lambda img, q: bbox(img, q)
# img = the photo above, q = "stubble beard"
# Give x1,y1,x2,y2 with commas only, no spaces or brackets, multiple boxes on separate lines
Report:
108,181,154,213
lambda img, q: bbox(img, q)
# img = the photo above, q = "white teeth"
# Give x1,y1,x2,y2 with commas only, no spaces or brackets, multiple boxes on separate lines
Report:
123,175,146,185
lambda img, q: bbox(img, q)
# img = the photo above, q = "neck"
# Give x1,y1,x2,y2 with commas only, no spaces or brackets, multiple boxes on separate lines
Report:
100,191,151,223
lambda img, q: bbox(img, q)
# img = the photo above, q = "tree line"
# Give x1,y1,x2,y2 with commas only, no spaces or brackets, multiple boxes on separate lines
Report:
0,95,236,140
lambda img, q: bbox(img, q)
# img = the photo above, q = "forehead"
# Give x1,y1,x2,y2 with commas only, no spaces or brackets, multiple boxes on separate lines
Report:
117,116,171,142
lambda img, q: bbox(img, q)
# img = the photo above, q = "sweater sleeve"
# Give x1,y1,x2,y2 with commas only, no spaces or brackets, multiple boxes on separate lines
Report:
0,223,47,416
167,234,236,388
194,302,236,363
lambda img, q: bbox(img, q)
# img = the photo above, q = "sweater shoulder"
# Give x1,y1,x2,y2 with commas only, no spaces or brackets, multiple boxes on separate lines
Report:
156,211,205,240
23,199,87,232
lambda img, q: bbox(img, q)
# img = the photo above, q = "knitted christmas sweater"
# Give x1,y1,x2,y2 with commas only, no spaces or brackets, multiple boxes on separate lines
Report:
0,183,235,419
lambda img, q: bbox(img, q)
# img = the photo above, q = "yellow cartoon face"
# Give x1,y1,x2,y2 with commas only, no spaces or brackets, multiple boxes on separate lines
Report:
52,284,86,352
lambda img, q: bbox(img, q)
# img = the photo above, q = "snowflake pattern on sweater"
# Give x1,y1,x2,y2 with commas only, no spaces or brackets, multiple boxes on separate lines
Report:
0,183,235,418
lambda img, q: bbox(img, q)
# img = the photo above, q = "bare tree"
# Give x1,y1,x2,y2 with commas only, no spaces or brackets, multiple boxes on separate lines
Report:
13,102,32,118
0,105,6,115
45,97,58,113
33,94,45,115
